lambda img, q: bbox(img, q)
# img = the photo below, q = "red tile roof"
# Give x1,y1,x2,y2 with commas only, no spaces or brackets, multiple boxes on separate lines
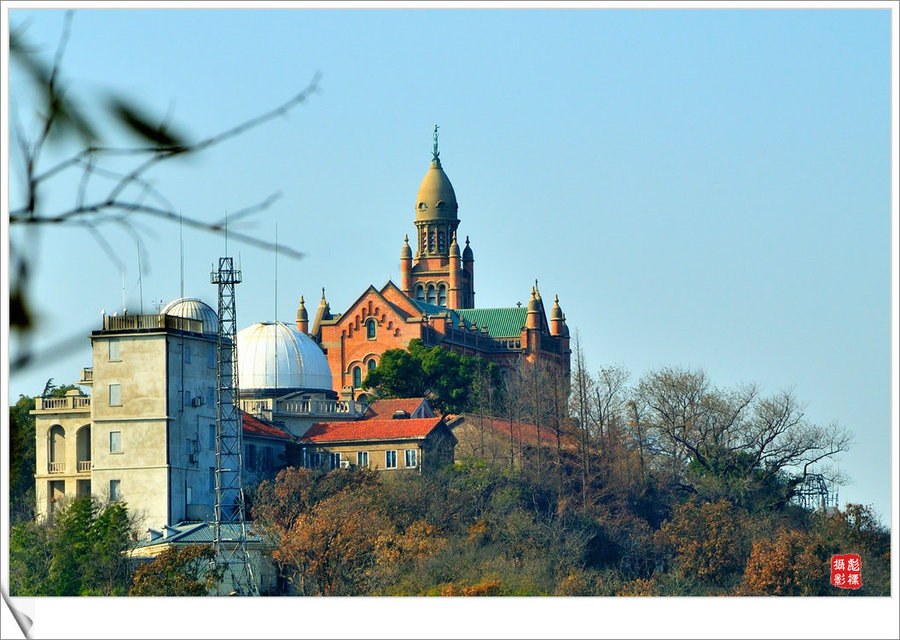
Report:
363,398,430,419
450,414,578,450
300,417,444,444
241,411,292,440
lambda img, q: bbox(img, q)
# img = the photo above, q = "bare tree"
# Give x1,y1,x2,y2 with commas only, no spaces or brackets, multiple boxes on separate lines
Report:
9,11,320,373
634,366,851,504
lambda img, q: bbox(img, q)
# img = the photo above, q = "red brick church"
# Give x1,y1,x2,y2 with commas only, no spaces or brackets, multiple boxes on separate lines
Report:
295,128,571,400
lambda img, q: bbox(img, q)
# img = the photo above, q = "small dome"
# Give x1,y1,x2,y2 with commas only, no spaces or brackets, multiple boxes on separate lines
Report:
161,297,218,334
551,295,564,321
296,296,308,323
416,160,458,221
462,236,473,261
527,289,540,313
449,232,461,257
237,321,333,393
400,234,412,259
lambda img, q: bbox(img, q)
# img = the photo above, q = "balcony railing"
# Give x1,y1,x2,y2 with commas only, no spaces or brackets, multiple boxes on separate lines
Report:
48,462,66,474
80,368,93,383
36,395,91,411
102,313,203,333
77,460,91,473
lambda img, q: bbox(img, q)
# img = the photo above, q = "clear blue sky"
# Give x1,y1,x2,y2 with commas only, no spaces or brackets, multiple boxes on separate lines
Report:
6,7,894,531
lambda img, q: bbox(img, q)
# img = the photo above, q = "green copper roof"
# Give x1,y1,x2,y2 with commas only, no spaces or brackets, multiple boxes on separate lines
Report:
455,308,527,338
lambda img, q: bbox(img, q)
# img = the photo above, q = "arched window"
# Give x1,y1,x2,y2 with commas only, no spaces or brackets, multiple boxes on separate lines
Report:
49,425,66,473
415,285,425,301
76,426,91,472
438,283,447,307
438,231,445,253
352,366,362,388
426,284,436,305
366,319,376,339
367,359,377,372
428,230,435,252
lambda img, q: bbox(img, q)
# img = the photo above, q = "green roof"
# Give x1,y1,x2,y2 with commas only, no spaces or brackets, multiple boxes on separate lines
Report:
455,308,527,338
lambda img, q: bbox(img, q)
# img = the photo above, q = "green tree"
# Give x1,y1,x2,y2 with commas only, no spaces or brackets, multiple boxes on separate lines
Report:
130,545,223,596
363,339,498,414
9,495,136,596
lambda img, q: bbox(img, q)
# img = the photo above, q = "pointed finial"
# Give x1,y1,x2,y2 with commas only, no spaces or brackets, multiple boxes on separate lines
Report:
300,295,305,306
320,287,327,303
465,235,470,246
404,234,409,244
554,294,559,305
432,124,440,162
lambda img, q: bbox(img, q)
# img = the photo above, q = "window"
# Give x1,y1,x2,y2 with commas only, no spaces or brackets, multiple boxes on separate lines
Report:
207,343,216,368
306,452,321,469
186,486,192,505
385,450,397,469
330,452,342,470
415,285,425,302
109,383,121,406
207,387,215,407
209,467,216,492
366,319,376,339
428,230,435,252
367,359,377,372
426,284,436,305
109,431,122,453
352,366,362,388
184,344,191,363
109,479,121,502
357,451,369,468
438,284,447,307
246,444,257,470
108,340,120,361
438,231,446,252
208,424,216,449
405,449,418,468
184,390,191,406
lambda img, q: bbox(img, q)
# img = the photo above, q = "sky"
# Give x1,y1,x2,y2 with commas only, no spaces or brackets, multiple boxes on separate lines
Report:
2,4,897,637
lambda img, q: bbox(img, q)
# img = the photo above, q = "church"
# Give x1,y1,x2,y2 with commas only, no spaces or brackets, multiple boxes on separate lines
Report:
299,128,571,402
29,129,571,537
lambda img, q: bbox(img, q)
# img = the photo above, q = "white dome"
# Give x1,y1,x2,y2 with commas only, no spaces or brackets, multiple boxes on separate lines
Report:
161,297,218,334
236,321,333,393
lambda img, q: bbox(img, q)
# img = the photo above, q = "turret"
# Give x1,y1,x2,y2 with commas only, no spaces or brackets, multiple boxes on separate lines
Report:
525,287,541,330
448,232,461,309
296,295,309,334
400,234,412,296
550,295,564,337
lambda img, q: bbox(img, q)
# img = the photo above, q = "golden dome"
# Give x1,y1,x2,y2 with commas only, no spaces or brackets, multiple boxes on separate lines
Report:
415,159,458,221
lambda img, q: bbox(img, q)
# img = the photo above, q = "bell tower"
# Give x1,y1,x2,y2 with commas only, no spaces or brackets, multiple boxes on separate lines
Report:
402,126,475,309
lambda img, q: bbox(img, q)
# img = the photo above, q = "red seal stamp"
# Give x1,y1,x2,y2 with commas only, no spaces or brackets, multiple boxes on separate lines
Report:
831,554,861,589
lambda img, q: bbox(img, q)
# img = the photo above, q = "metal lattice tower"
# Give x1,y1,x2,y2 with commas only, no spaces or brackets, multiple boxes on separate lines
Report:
210,256,258,596
793,473,834,512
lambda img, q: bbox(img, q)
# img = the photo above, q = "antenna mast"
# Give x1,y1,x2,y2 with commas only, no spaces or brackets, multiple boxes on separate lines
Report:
210,254,257,596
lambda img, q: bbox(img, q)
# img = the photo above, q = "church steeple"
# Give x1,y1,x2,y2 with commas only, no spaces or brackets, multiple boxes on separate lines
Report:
405,127,474,309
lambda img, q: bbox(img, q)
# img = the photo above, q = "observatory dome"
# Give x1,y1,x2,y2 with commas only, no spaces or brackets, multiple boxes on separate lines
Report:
236,321,333,394
161,297,218,334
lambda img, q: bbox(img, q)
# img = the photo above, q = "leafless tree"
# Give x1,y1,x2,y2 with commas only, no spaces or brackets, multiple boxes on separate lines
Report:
9,11,319,373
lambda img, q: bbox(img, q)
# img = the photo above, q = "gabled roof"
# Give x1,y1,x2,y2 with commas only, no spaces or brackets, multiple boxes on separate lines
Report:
363,397,434,419
455,308,528,338
242,411,292,440
323,284,413,327
300,417,445,444
446,413,578,450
